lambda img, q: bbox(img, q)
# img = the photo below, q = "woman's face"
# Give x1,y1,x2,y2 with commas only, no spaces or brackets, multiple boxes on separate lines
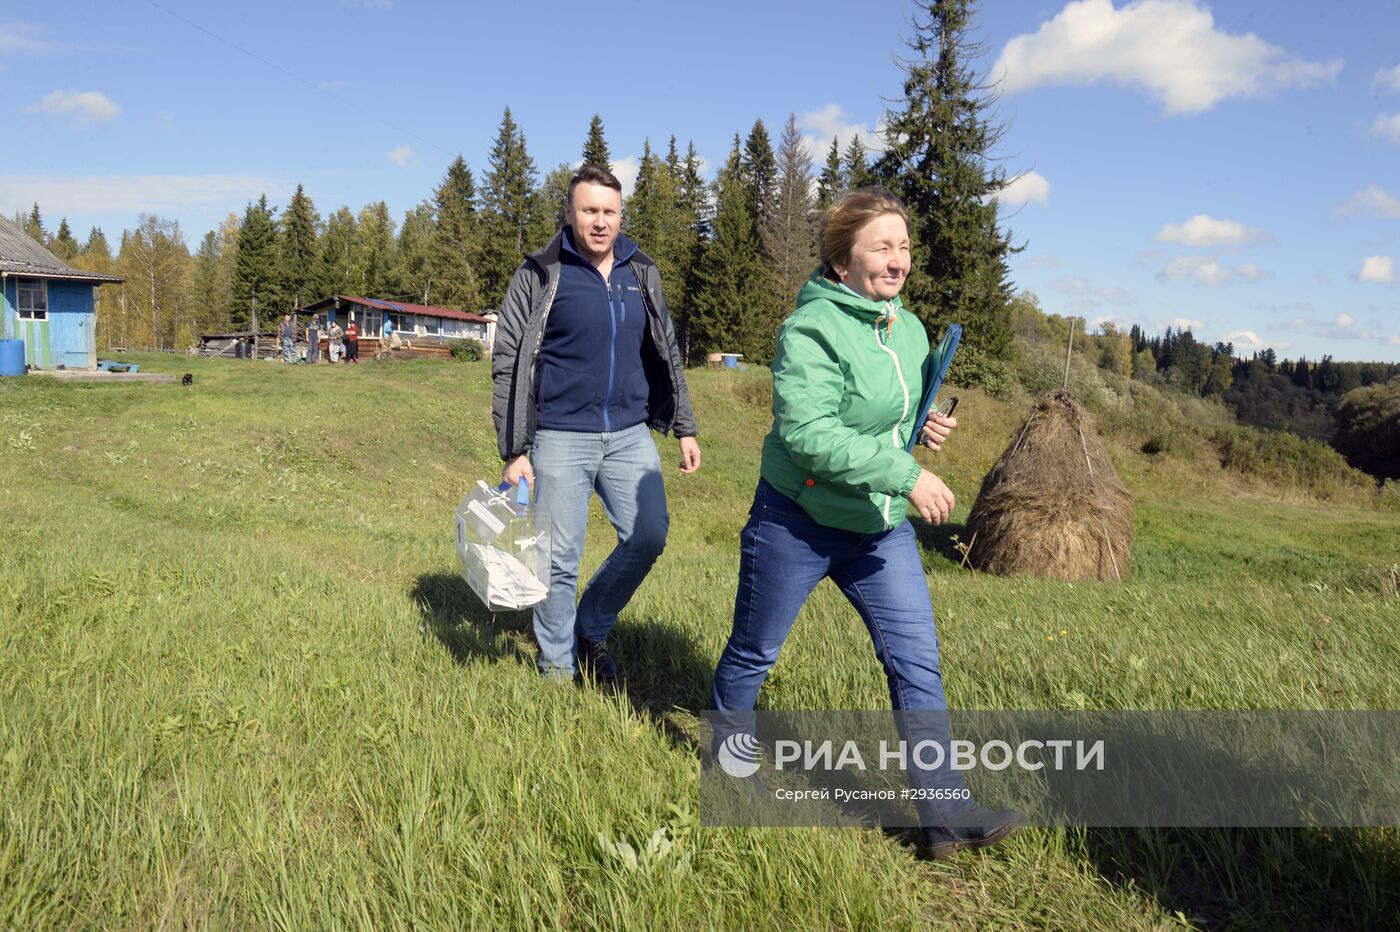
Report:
836,213,911,302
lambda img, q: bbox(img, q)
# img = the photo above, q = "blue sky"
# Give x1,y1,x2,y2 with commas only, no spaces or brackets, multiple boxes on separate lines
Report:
3,0,1398,361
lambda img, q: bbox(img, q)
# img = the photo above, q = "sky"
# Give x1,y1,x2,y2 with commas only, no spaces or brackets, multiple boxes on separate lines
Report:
2,0,1398,362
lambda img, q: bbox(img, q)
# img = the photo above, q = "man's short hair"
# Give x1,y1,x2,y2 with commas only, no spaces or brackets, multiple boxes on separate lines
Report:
567,164,622,201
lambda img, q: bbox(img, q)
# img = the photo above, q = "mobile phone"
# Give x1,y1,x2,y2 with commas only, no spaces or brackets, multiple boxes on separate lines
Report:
933,396,959,419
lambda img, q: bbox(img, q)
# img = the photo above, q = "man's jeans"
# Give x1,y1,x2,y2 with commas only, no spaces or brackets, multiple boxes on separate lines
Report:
280,337,295,362
531,424,669,677
710,479,967,821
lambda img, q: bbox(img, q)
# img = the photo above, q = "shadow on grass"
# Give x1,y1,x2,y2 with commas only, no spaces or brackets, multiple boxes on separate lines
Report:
410,573,712,754
1075,827,1400,929
911,517,970,570
410,572,532,666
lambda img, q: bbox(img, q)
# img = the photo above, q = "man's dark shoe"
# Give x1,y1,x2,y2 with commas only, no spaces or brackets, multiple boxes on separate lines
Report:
918,806,1025,861
575,636,620,686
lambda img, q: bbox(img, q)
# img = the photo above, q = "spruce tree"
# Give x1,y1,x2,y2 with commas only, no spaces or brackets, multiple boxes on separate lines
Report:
741,120,779,229
51,218,79,263
766,113,818,307
429,156,484,309
877,0,1017,370
480,107,542,305
532,164,570,245
672,141,711,362
279,183,323,310
190,230,226,334
626,140,685,294
692,139,771,361
356,201,401,297
843,134,873,189
581,114,611,169
24,203,45,244
230,195,283,329
319,207,361,298
816,138,844,212
398,201,437,304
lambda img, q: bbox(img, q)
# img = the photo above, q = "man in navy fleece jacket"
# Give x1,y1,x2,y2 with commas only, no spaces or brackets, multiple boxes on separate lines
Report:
492,164,701,683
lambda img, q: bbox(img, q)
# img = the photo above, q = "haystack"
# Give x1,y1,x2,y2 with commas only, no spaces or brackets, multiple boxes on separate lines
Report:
964,389,1133,581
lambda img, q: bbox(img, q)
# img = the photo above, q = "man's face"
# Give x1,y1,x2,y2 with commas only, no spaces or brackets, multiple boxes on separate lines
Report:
567,182,622,262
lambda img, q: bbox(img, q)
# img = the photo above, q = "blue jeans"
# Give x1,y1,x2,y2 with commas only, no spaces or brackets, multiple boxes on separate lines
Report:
531,424,669,676
710,479,967,821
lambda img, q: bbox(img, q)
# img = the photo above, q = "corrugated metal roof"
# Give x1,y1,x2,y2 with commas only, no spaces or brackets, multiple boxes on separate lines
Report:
0,215,123,283
301,294,491,323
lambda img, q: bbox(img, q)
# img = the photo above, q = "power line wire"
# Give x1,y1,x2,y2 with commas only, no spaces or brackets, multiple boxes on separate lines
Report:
142,0,450,157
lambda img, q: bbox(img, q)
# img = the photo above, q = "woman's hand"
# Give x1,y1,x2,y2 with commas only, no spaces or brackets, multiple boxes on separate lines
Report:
909,470,954,525
920,412,958,452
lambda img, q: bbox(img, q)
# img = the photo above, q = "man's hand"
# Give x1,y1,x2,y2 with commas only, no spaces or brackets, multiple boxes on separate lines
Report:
909,470,954,525
502,454,534,491
678,436,701,474
920,413,958,452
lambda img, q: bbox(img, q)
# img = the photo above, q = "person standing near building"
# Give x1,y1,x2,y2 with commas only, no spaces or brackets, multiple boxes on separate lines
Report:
278,314,296,363
345,320,359,364
307,315,321,364
328,320,344,363
491,164,700,683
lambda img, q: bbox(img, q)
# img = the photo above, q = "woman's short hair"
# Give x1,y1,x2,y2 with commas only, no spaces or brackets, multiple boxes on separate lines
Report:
568,164,623,199
819,186,910,277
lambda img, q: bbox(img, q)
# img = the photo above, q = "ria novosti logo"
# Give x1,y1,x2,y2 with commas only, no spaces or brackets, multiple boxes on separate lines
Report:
716,732,761,778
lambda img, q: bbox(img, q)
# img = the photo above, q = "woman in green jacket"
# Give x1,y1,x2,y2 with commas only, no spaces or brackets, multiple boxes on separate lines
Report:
709,187,1022,859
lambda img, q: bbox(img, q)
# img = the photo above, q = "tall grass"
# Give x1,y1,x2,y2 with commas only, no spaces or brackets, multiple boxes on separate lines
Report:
1,355,1397,929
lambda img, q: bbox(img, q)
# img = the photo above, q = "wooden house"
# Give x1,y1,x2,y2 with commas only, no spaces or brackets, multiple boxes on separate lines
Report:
0,215,122,371
300,295,493,358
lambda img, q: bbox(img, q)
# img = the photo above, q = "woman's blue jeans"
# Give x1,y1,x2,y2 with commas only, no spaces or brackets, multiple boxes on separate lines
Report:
710,479,968,822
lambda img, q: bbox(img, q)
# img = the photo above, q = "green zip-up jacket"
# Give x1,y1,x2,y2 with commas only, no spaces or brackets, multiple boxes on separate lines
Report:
760,272,928,534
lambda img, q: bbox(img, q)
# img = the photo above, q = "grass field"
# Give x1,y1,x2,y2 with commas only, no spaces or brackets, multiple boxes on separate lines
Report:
2,353,1398,929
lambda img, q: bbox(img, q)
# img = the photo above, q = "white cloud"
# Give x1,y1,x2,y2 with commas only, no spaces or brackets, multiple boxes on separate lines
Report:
1154,213,1270,246
0,24,60,54
1164,317,1205,331
1266,317,1308,332
610,156,641,198
1334,185,1400,219
1375,65,1400,93
1049,276,1129,304
796,104,884,164
0,173,289,217
567,156,642,198
387,145,417,169
1358,256,1395,284
1024,254,1063,270
1335,313,1354,327
1384,335,1400,346
1158,255,1268,286
1370,113,1400,144
996,171,1051,206
1221,330,1292,351
26,89,119,125
1158,255,1229,285
992,0,1341,116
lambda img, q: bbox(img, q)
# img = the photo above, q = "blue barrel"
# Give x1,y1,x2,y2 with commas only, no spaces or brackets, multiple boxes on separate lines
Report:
0,338,24,377
723,354,739,369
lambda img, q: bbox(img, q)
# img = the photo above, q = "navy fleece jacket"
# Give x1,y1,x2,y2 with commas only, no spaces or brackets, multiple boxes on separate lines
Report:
534,227,650,433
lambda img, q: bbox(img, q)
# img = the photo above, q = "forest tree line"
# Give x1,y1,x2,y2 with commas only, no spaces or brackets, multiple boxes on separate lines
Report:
11,1,1019,373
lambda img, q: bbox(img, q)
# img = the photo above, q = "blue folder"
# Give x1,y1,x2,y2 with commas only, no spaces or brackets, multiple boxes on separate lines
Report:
905,324,962,453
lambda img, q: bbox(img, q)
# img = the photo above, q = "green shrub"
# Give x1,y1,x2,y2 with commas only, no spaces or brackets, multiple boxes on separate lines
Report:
1210,425,1373,499
449,338,484,361
948,342,1015,397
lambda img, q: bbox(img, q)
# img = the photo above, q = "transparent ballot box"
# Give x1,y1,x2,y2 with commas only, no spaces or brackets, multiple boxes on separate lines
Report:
454,479,550,612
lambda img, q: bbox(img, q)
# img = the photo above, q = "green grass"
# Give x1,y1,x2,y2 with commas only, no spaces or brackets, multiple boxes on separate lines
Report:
2,353,1397,929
